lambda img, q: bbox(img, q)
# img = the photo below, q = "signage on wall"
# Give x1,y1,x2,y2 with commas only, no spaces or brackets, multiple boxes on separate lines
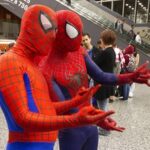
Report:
1,0,31,11
0,0,60,18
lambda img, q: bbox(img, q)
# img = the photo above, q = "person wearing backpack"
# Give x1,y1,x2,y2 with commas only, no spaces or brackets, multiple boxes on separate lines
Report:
119,45,135,100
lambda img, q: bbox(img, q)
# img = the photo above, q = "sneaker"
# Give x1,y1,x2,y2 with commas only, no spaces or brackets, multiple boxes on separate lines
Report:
129,92,133,98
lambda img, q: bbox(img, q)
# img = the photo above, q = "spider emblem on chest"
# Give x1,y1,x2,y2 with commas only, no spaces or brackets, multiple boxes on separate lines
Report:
64,64,87,90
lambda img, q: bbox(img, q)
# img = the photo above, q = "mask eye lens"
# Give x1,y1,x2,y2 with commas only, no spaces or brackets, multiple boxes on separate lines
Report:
40,12,53,32
66,23,79,39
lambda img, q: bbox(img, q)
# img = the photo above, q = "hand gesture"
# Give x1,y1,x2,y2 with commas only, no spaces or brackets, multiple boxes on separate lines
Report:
97,117,125,132
75,106,114,126
132,62,150,86
73,84,100,104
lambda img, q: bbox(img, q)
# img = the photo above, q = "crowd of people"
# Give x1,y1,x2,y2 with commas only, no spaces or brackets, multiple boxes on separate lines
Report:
114,18,142,44
0,4,150,150
81,30,141,136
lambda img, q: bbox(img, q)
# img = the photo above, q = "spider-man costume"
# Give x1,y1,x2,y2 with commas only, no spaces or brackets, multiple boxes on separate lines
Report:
39,10,150,150
0,5,116,150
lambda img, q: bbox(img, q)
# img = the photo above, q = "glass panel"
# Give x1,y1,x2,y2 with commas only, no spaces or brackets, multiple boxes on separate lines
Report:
102,2,111,9
148,0,150,22
124,0,135,21
136,0,148,23
113,0,123,15
0,6,20,39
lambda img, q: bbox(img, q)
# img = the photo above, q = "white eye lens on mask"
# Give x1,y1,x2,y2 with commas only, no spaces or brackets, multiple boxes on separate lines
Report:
66,23,79,39
40,12,53,32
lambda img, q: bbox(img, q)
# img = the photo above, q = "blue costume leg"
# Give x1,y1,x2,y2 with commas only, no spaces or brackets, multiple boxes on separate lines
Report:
82,126,98,150
59,126,98,150
59,128,85,150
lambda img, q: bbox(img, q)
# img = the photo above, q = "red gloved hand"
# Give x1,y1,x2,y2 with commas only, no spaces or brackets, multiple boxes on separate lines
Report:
74,106,115,126
72,84,101,105
117,62,150,86
97,117,125,132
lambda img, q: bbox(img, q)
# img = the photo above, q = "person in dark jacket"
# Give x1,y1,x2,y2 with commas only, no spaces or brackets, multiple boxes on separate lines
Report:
82,33,102,108
93,29,116,135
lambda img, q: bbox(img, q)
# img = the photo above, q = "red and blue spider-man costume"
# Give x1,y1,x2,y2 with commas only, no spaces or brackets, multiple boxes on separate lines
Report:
0,5,116,150
39,10,150,150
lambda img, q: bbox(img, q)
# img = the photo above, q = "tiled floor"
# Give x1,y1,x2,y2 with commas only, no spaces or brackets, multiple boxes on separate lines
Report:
1,84,150,150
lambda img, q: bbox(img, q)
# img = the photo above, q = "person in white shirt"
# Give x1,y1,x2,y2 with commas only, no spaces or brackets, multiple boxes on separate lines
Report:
135,32,142,44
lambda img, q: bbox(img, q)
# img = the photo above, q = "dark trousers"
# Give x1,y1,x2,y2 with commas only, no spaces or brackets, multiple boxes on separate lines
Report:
59,126,98,150
119,68,130,100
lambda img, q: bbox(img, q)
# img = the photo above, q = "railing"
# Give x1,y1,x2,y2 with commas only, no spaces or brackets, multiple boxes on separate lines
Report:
57,0,150,54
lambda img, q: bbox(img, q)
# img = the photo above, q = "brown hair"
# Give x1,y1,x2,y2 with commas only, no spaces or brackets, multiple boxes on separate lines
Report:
100,29,116,45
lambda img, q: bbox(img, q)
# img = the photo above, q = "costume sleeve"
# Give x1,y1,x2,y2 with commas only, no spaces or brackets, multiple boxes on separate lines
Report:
50,79,82,115
0,57,86,132
84,53,117,85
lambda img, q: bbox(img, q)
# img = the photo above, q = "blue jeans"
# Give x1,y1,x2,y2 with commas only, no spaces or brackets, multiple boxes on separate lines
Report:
97,98,108,111
122,84,130,100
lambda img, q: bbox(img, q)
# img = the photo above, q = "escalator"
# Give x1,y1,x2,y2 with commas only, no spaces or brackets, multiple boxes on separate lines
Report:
0,0,150,64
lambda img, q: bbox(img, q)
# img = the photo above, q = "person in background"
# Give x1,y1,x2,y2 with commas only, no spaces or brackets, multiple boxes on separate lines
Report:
82,33,101,107
135,32,142,44
129,44,140,98
119,44,135,100
96,39,103,50
118,19,125,34
93,29,116,135
109,43,125,102
114,18,120,30
128,24,136,41
66,0,71,5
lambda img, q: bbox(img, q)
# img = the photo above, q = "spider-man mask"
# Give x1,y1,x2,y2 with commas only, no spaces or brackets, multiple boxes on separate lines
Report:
17,5,57,56
54,10,83,53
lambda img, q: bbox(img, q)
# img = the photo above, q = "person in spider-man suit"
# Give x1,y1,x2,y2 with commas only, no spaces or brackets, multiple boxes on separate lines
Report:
0,5,117,150
39,10,150,150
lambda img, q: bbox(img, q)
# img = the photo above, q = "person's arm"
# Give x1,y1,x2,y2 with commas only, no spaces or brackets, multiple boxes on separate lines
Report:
135,54,140,67
83,51,150,86
0,58,111,132
50,79,100,115
84,52,117,85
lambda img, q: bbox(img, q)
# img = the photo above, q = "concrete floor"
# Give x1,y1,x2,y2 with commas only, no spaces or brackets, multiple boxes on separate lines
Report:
1,83,150,150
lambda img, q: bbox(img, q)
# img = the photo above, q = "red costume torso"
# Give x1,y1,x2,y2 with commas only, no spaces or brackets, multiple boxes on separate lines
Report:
42,48,89,108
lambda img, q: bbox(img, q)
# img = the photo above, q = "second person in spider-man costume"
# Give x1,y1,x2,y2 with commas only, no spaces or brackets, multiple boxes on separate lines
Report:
38,10,150,150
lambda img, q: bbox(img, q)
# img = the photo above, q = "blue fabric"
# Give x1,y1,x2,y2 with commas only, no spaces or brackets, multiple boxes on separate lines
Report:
91,97,97,108
6,142,54,150
84,54,118,85
0,92,23,131
97,98,109,111
51,79,78,113
0,73,39,132
59,126,98,150
52,79,70,100
122,84,130,100
23,73,39,112
88,49,92,58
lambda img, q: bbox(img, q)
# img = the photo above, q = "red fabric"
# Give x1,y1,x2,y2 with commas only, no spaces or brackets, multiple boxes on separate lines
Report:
0,5,105,144
53,10,83,53
117,62,150,85
39,10,88,103
123,45,135,66
124,45,134,55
